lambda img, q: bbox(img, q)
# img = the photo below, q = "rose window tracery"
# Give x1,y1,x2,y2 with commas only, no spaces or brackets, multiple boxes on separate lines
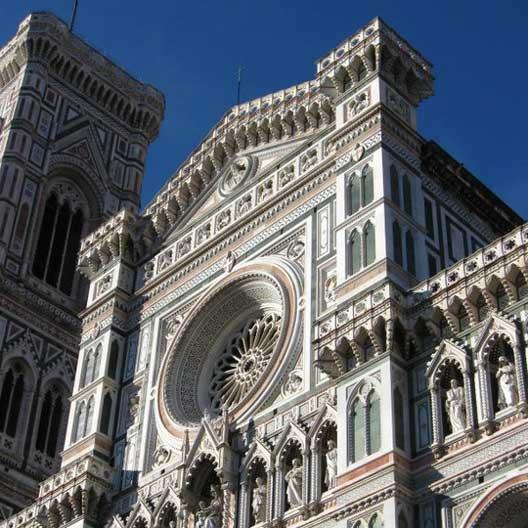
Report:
209,313,281,411
156,258,303,435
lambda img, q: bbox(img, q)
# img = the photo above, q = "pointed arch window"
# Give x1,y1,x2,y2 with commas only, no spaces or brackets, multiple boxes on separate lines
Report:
367,392,381,455
14,203,29,241
348,389,381,464
100,393,113,436
394,387,405,450
73,401,86,443
350,398,365,463
363,221,376,266
349,174,361,215
405,230,416,275
85,396,94,436
350,230,362,275
107,341,119,380
361,164,374,206
402,174,413,216
32,191,85,297
369,514,383,528
35,385,64,457
0,366,25,437
81,345,102,388
390,165,400,206
73,395,95,443
348,164,374,216
393,221,403,266
398,512,409,528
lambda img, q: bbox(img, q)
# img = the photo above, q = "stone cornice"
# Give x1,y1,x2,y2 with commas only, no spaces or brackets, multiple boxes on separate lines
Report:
410,221,528,311
0,12,164,140
0,273,80,347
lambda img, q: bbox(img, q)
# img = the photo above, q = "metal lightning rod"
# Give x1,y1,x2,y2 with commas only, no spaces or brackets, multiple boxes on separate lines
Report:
236,65,243,106
69,0,79,32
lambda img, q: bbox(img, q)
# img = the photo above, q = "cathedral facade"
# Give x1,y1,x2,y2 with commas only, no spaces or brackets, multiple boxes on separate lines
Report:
0,11,527,528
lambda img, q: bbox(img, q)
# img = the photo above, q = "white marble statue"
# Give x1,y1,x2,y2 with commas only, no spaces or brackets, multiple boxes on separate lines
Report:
497,356,518,409
324,440,337,489
251,476,266,523
285,458,303,508
445,379,466,434
195,486,222,528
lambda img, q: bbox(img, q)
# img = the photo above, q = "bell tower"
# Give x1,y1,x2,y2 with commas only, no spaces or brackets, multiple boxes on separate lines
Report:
0,12,164,515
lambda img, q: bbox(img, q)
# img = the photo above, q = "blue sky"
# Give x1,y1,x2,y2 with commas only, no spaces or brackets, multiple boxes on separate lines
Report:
2,1,527,218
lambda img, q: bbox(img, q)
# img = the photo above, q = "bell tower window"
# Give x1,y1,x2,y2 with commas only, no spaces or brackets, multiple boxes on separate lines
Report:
32,184,87,297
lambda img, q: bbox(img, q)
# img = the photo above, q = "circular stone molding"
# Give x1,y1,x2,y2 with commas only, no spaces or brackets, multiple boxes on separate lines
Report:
157,257,303,435
218,155,258,197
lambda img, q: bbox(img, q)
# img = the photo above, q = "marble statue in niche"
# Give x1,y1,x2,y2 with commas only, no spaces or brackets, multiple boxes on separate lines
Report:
445,379,466,434
324,439,337,489
497,356,518,409
285,458,303,507
195,486,222,528
252,477,267,523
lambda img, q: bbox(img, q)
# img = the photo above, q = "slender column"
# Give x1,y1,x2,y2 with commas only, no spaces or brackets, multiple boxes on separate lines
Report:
266,468,274,523
477,360,493,423
221,482,236,528
463,371,475,430
310,444,321,504
430,387,441,447
302,448,310,508
240,480,250,528
274,463,284,520
513,343,527,405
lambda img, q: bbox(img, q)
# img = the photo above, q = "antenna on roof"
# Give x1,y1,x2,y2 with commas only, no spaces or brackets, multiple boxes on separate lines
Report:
236,65,243,106
69,0,79,32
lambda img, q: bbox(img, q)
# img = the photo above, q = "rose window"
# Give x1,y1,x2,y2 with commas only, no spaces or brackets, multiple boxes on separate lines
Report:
209,313,281,411
157,259,303,433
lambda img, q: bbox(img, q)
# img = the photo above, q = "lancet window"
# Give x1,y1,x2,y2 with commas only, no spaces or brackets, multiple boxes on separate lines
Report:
107,340,119,380
32,183,88,297
348,221,376,276
81,344,102,388
390,165,413,218
72,395,95,443
35,383,65,458
393,221,403,266
348,383,381,464
347,164,374,216
0,362,28,438
100,393,113,436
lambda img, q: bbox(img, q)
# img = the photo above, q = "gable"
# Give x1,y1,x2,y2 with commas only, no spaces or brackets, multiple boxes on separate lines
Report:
165,134,318,241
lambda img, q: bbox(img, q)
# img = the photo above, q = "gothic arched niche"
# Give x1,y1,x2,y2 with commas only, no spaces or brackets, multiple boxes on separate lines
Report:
157,257,303,437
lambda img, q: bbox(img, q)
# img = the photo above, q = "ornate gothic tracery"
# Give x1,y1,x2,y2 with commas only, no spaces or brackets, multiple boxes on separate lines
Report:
210,313,281,411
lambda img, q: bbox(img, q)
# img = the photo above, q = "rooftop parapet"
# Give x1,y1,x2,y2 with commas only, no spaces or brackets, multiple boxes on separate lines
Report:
316,17,434,105
0,12,165,141
410,222,528,305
